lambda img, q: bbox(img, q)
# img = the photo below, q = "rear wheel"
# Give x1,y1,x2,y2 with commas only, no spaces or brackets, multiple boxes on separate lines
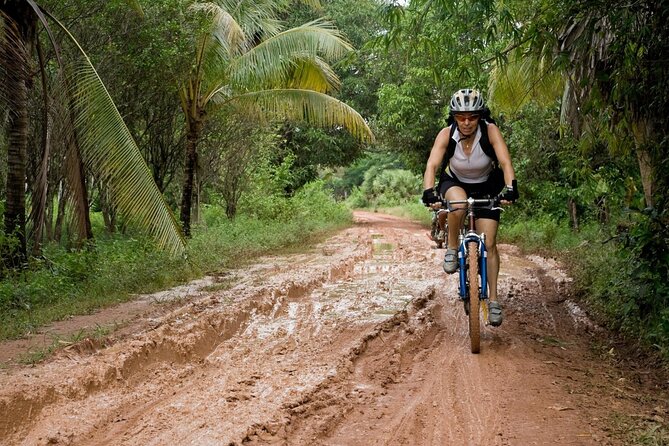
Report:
430,216,441,248
467,241,480,354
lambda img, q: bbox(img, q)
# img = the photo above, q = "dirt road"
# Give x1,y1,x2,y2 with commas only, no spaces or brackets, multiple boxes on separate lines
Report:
0,211,666,445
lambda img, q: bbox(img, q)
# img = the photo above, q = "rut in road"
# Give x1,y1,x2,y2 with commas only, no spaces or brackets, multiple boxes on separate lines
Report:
0,212,661,446
0,213,443,445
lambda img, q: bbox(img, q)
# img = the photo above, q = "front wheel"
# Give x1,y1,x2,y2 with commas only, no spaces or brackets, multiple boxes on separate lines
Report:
467,241,480,353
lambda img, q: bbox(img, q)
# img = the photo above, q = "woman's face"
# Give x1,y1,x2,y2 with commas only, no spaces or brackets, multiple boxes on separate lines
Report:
454,113,480,136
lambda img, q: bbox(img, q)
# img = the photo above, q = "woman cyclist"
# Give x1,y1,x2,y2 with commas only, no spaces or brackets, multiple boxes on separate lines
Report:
421,89,518,326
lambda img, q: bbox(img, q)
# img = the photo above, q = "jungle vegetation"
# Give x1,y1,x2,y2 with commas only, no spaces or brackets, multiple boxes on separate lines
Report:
0,0,667,363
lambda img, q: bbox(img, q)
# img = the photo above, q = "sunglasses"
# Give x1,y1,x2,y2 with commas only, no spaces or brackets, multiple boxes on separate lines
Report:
454,114,480,123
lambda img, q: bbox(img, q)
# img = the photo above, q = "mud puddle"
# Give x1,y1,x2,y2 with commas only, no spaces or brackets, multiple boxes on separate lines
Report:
0,211,667,445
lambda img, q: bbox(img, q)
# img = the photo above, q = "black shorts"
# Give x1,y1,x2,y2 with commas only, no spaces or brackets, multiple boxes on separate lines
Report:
438,168,505,221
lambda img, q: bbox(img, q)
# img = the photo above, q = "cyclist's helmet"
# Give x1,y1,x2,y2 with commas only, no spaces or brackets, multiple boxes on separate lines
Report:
449,89,485,113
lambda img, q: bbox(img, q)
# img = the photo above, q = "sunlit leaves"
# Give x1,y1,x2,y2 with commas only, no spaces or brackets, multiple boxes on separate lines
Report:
185,0,371,142
224,89,373,143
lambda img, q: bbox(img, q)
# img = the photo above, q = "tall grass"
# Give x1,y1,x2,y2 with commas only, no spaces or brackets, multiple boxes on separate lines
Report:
0,182,351,340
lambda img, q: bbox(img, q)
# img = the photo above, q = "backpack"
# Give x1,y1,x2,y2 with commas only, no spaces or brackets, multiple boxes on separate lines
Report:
438,114,499,184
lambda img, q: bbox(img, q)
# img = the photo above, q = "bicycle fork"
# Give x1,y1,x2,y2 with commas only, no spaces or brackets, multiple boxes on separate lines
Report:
457,231,489,316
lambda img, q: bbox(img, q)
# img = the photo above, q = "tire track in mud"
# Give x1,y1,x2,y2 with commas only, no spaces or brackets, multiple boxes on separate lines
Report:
0,212,660,446
0,214,445,445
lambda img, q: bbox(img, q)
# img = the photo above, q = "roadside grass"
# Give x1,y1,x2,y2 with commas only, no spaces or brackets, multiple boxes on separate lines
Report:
608,413,669,446
0,186,351,341
17,323,116,366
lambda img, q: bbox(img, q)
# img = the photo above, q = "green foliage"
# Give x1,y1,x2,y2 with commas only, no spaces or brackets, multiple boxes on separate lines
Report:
347,167,421,208
188,180,352,268
504,207,669,357
278,125,363,192
327,151,404,197
501,101,642,226
501,216,584,253
378,201,432,226
376,71,445,167
0,235,187,339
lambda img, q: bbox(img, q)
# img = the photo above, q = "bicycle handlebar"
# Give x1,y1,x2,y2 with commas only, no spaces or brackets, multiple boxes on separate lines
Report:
429,196,503,212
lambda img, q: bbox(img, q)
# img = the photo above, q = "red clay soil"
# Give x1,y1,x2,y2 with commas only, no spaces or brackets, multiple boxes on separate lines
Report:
0,211,667,445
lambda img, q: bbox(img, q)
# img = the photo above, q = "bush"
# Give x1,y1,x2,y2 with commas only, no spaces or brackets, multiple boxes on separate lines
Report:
348,167,421,208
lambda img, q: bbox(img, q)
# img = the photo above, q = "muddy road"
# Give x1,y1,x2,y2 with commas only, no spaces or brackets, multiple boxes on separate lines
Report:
0,211,666,445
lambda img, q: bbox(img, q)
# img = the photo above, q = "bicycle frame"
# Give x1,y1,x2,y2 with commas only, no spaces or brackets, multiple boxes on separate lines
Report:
443,196,502,353
447,197,499,302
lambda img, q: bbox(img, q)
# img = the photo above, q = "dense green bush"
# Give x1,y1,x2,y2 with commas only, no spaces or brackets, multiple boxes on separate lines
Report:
347,167,421,208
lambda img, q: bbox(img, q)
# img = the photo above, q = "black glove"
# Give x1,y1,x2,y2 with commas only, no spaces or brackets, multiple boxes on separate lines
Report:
499,179,519,202
422,188,439,206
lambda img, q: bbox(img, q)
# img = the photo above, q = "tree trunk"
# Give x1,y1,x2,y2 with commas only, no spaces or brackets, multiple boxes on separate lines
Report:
44,189,54,241
631,118,655,208
635,147,653,209
180,119,203,237
64,138,94,247
225,200,237,219
64,77,95,247
98,183,117,234
54,183,67,243
0,2,35,266
30,34,51,257
568,197,579,231
4,64,28,266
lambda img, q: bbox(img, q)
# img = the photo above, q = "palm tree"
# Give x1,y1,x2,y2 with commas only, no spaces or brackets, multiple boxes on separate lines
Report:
1,0,35,265
0,0,185,265
178,0,373,235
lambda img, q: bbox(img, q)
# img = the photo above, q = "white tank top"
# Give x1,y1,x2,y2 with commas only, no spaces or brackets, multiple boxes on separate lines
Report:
448,126,494,183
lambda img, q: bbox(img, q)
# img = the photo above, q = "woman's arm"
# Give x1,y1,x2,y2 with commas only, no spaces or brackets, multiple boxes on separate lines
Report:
423,127,451,190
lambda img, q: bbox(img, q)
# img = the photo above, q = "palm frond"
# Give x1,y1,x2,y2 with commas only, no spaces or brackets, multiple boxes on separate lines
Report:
489,52,563,115
67,61,185,254
222,89,374,143
47,15,185,254
287,56,340,92
190,2,246,56
230,19,351,90
216,0,283,39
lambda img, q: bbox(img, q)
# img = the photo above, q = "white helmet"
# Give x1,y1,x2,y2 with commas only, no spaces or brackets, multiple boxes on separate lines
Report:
449,89,485,113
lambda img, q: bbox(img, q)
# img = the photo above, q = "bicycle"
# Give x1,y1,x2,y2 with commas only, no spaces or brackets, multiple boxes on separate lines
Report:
429,206,448,248
439,196,502,353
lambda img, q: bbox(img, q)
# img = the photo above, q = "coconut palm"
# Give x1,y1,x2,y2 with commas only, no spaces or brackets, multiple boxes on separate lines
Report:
0,0,185,265
1,0,36,265
178,0,374,235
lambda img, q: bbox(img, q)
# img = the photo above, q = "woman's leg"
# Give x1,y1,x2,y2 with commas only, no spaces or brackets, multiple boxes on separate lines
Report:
443,186,466,250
